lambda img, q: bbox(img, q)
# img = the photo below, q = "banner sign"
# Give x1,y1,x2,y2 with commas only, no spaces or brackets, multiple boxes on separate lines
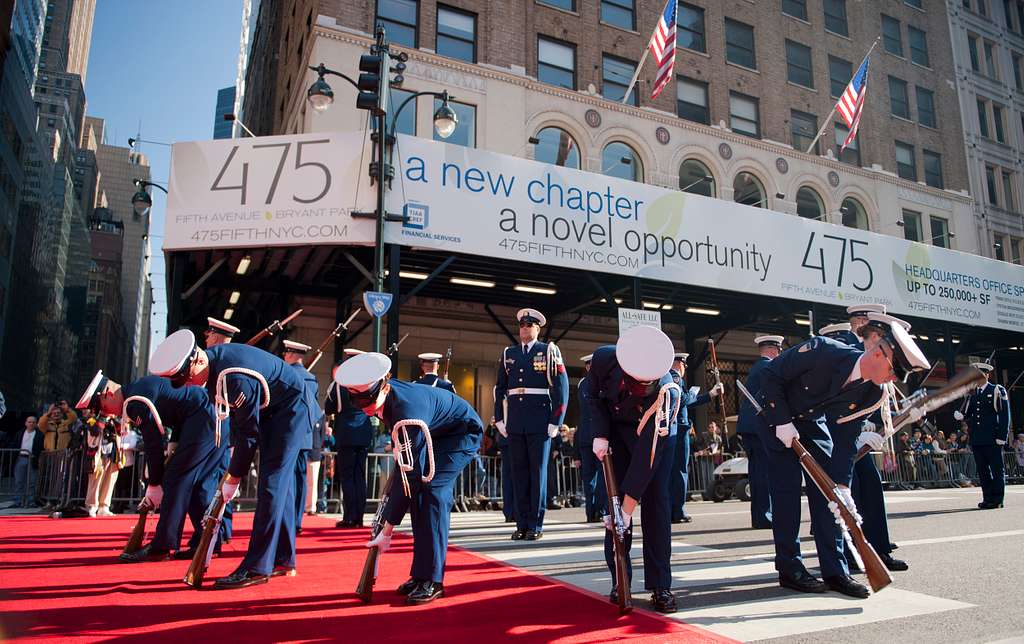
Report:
385,134,1024,334
164,131,376,250
618,308,662,334
363,291,393,318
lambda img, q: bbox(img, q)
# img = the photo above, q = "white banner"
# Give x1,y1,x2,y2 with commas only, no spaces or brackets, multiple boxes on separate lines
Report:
619,308,662,334
385,134,1024,333
164,131,376,250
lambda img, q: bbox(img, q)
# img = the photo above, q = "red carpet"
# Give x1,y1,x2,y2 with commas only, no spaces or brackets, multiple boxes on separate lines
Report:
0,514,733,643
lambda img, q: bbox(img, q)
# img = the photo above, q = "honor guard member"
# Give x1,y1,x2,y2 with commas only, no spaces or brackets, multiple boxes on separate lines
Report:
281,340,322,537
575,354,605,523
735,336,784,529
493,308,569,541
337,352,483,605
588,326,681,613
205,317,240,348
73,371,230,562
955,362,1010,509
818,323,852,342
415,353,455,392
669,352,721,523
150,329,316,589
327,349,375,528
840,304,887,348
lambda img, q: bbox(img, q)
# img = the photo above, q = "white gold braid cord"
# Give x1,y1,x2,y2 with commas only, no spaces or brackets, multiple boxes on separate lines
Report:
391,419,435,498
637,383,682,467
215,368,271,448
831,485,865,572
122,396,165,436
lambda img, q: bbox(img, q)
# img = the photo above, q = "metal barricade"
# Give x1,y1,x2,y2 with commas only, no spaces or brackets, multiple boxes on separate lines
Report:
692,452,729,500
1005,451,1024,484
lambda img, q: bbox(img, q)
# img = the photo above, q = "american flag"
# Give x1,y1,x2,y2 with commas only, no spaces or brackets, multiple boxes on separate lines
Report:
648,0,678,100
836,56,869,151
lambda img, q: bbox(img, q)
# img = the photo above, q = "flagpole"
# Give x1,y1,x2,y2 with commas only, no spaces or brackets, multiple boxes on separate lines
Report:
622,46,651,105
803,37,880,155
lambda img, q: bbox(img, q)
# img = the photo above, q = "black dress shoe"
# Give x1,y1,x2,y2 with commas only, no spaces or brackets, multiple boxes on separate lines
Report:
271,565,296,577
778,570,827,593
296,527,303,536
525,530,542,541
824,574,870,598
847,557,863,573
504,517,515,523
406,581,444,605
397,578,421,595
213,568,269,589
881,554,909,571
608,588,619,604
650,589,678,613
671,514,693,524
751,522,773,529
511,530,526,541
336,519,351,528
118,544,171,563
173,549,197,561
889,542,899,551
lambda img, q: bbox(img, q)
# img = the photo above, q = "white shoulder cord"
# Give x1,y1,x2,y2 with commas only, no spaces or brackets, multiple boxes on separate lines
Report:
546,343,556,388
391,419,435,498
994,384,1007,413
122,395,165,436
636,382,682,467
836,382,892,425
214,367,271,448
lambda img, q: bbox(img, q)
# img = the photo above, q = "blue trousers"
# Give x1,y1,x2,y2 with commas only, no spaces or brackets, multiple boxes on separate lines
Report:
670,429,691,520
972,445,1005,505
294,449,309,531
508,432,551,532
338,445,369,524
740,432,773,527
847,455,891,557
578,443,605,520
499,444,516,521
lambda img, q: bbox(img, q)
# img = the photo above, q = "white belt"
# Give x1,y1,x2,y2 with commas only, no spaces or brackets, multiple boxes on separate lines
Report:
508,388,549,396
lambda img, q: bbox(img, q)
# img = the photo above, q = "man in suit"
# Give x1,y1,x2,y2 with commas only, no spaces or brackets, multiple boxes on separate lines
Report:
736,335,784,529
955,362,1011,509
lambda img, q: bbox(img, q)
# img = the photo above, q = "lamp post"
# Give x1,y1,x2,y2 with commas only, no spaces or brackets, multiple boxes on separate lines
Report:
131,179,168,216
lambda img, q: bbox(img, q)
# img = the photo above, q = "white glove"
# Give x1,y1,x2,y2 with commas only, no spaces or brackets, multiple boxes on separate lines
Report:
953,410,964,421
592,437,609,461
775,422,799,448
165,442,178,459
710,382,725,397
547,424,559,438
496,420,507,437
827,501,845,528
602,512,632,532
863,420,876,433
836,487,862,526
221,477,240,502
856,432,885,452
366,530,392,553
996,439,1006,446
905,407,925,423
143,484,163,509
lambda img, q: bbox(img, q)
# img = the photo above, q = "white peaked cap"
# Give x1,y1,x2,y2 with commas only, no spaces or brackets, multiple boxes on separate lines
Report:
334,352,392,392
150,329,197,377
616,325,674,382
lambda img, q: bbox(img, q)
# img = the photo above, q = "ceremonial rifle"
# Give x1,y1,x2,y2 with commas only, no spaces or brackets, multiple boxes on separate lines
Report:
121,499,152,556
386,332,410,360
601,451,633,615
183,472,231,589
442,344,453,381
736,380,892,593
308,308,362,370
246,308,303,346
356,467,397,603
707,338,730,433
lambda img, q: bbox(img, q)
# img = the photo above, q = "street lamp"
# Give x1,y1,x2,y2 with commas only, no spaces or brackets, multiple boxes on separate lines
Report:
132,179,168,216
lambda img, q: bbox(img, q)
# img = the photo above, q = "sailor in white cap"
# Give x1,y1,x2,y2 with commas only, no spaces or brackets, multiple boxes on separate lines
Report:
843,304,886,348
325,348,376,529
414,352,455,393
280,340,323,540
149,329,317,589
493,308,569,541
586,325,682,613
205,317,241,348
335,352,483,605
735,335,785,530
955,361,1010,509
818,322,851,342
574,353,604,523
668,351,722,524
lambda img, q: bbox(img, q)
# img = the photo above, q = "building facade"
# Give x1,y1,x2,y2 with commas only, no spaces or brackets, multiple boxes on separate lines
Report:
213,85,236,139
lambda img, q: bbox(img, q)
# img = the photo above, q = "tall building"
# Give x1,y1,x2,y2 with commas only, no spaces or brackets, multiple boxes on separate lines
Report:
233,0,260,136
9,0,45,88
213,85,236,138
37,0,95,84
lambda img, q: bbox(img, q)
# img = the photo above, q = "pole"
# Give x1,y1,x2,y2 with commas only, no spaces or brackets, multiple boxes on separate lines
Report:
621,46,651,105
372,31,391,354
803,37,879,155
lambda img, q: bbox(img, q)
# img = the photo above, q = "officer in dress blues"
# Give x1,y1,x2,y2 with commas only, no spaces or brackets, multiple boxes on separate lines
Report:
414,353,456,392
575,354,605,523
281,340,323,538
74,371,230,563
669,351,721,523
493,308,569,541
757,318,928,598
588,325,682,613
205,317,240,347
327,348,375,528
337,352,483,605
150,329,316,589
837,304,887,348
736,335,784,530
955,362,1011,509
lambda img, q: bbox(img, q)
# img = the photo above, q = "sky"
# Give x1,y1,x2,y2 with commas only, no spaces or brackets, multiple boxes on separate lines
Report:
84,0,244,352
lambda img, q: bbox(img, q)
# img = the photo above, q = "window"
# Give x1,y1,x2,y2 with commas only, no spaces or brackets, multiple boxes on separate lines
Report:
725,19,756,69
986,165,999,204
796,186,824,219
733,172,766,207
841,197,869,229
908,26,929,66
829,56,852,97
984,41,998,78
902,209,922,241
977,99,990,138
782,0,808,21
538,0,575,10
679,159,715,197
790,110,818,153
834,122,861,165
1013,53,1023,91
538,37,576,89
882,15,903,56
895,141,916,180
391,87,417,135
889,76,910,119
993,104,1006,143
905,0,923,8
602,54,637,105
786,40,814,88
968,34,980,72
376,0,418,48
679,3,706,53
978,0,988,16
436,5,476,62
677,77,709,124
1003,169,1017,211
923,149,943,188
994,233,1006,260
823,0,848,35
729,92,760,137
434,97,475,147
534,127,580,169
601,0,635,30
930,216,950,248
602,141,642,181
1013,238,1023,264
916,87,935,127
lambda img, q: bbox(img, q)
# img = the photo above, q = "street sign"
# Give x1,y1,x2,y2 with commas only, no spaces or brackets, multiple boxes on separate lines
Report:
618,307,662,335
363,291,393,318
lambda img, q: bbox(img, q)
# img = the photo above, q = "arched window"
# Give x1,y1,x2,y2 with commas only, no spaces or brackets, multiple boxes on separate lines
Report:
679,159,715,197
533,127,580,169
733,171,765,207
841,197,869,230
796,186,824,220
602,141,643,182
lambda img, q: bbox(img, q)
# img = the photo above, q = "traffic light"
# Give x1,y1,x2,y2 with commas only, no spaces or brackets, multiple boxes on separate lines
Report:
356,52,387,114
